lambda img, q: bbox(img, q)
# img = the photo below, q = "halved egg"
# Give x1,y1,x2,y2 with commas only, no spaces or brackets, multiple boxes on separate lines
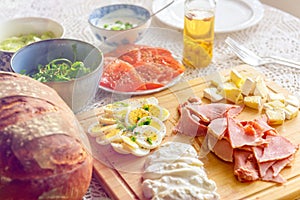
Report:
137,116,167,138
103,101,129,119
130,146,150,157
161,108,170,121
125,108,150,126
133,125,163,149
142,104,163,120
95,124,124,145
111,142,131,154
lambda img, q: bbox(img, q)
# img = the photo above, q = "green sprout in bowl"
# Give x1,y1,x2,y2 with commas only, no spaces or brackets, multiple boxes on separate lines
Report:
21,58,90,82
102,20,137,31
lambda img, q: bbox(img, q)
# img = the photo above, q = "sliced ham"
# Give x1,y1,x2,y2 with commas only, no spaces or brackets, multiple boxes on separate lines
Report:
271,155,294,176
212,139,234,162
174,100,299,184
186,103,242,122
207,118,227,139
255,135,298,163
261,168,286,184
227,117,266,148
258,160,275,177
233,149,260,182
173,105,207,137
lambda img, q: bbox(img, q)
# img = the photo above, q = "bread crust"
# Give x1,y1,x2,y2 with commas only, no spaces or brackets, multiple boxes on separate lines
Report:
0,72,93,200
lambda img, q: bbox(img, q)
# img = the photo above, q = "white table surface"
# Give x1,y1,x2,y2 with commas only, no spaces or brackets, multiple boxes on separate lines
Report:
1,0,299,199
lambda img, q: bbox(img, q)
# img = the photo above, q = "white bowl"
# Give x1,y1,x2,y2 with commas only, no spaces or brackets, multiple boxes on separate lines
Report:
11,39,103,113
88,4,151,46
0,17,64,71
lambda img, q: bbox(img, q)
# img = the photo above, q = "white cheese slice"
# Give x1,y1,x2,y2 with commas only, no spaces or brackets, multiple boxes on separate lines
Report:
244,96,262,110
268,92,285,103
254,76,269,99
241,77,256,96
285,94,300,108
203,87,224,102
284,104,299,120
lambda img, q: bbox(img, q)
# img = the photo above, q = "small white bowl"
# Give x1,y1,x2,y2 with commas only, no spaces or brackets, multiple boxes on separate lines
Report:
88,4,151,46
0,17,64,71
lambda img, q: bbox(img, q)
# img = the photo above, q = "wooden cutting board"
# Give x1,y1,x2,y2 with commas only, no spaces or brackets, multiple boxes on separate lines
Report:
76,65,300,200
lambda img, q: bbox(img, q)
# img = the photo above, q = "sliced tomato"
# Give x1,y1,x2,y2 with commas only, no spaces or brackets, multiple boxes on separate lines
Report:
101,45,185,92
100,58,146,92
144,82,164,90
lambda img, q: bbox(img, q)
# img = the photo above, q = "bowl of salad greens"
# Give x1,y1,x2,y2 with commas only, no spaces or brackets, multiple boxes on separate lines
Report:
88,4,151,46
0,17,64,72
11,38,104,113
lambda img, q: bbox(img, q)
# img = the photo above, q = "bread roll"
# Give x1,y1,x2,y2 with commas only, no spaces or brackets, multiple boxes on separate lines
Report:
0,72,93,199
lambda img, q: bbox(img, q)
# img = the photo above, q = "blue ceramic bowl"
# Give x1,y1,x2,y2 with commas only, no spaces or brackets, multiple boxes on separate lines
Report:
11,38,104,113
0,17,64,72
88,4,151,46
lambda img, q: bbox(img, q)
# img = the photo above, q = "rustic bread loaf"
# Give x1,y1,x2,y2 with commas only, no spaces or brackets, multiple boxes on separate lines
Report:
0,72,93,199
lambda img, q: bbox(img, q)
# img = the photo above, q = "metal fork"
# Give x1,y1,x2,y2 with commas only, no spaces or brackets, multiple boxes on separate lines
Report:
225,37,300,70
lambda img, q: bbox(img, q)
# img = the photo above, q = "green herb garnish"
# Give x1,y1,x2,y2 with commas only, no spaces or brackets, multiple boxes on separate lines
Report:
146,137,152,145
130,136,136,142
143,104,150,111
102,20,136,31
28,58,90,82
138,117,151,126
127,125,137,131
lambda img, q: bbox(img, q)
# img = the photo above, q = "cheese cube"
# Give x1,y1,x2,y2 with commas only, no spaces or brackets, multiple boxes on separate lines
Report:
254,77,269,99
222,87,243,104
244,96,262,110
203,87,224,102
284,104,298,120
230,69,244,88
285,95,300,108
209,74,226,88
241,77,256,96
218,81,236,91
265,109,285,125
268,92,285,103
263,100,285,110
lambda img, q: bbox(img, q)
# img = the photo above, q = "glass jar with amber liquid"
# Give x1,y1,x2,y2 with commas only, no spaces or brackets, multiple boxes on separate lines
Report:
183,0,215,68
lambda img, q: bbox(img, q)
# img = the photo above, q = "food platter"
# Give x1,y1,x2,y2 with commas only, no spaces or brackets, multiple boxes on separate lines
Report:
77,64,300,200
99,73,183,95
152,0,264,33
98,27,184,95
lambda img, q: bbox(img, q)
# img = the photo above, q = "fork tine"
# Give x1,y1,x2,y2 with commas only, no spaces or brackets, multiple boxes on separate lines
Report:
225,37,260,65
225,37,260,59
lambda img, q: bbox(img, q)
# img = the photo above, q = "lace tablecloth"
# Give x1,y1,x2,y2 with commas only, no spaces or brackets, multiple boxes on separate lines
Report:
1,0,299,199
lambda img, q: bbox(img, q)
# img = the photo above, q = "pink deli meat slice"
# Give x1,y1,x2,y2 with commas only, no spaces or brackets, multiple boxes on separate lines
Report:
271,155,295,176
173,105,207,137
207,118,227,139
255,135,298,163
186,103,243,122
212,139,234,162
233,149,260,182
261,168,286,184
227,117,266,148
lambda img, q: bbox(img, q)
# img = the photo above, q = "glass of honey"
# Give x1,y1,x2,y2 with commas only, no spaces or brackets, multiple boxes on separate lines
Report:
183,0,215,68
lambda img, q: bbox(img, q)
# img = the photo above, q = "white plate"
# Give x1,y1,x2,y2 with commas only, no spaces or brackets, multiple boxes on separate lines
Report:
99,73,183,95
152,0,264,33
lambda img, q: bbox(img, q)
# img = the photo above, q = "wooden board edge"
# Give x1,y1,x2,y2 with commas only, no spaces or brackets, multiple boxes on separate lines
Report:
246,175,300,200
93,159,137,200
